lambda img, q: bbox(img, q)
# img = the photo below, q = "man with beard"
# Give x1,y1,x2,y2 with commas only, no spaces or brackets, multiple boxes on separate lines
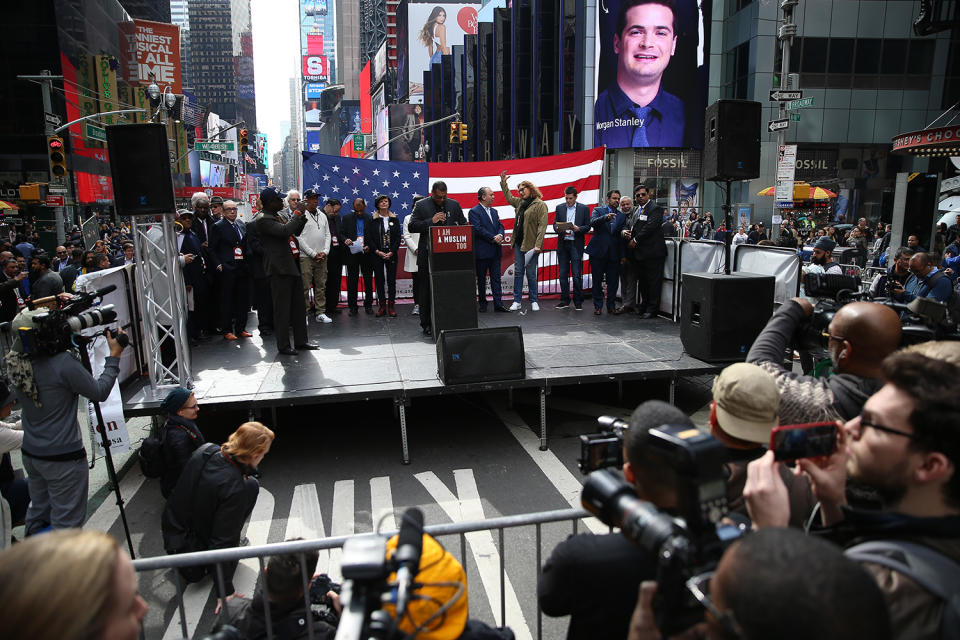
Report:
870,246,914,297
810,236,843,274
744,348,960,640
747,299,902,425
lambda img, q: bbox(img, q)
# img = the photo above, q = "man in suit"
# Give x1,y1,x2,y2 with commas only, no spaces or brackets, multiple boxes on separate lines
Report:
52,246,70,272
585,190,625,315
323,198,344,315
628,185,667,319
177,212,207,344
244,208,274,336
255,186,318,356
408,181,468,336
616,191,643,314
209,200,251,340
189,192,216,335
0,258,27,322
468,187,508,313
341,198,375,316
553,186,591,310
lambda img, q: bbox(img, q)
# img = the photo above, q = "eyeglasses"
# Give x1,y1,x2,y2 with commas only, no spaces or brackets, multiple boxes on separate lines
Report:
686,571,743,637
182,403,199,410
858,414,916,440
224,207,238,211
821,331,847,343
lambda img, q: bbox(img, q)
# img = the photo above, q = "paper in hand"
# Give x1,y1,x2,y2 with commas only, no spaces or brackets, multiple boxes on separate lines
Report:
524,249,537,266
348,242,363,254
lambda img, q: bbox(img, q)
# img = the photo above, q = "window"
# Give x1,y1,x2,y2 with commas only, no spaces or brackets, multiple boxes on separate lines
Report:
801,38,828,73
786,36,935,90
723,42,750,99
881,40,908,74
855,39,881,74
828,39,854,74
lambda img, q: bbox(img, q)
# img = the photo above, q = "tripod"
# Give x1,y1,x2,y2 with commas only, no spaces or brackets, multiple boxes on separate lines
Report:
76,332,135,559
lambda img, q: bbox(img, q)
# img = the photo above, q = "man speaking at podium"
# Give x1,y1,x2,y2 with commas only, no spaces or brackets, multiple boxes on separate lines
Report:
408,181,467,337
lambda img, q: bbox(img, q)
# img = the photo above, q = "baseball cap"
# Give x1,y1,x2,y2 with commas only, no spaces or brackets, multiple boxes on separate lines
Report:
712,362,780,443
209,196,224,205
303,188,319,199
259,186,287,205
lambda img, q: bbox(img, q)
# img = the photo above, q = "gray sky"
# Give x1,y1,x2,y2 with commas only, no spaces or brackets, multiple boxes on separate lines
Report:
252,0,300,165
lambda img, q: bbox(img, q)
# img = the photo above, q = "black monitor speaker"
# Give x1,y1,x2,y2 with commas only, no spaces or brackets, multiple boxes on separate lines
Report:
703,100,762,182
106,123,176,216
680,273,775,362
437,326,525,385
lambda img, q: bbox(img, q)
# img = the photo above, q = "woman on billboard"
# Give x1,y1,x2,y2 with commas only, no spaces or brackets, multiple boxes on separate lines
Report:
419,7,450,65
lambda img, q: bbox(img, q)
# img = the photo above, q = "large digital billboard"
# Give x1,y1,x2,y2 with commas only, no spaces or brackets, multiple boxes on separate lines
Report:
594,0,710,149
406,2,480,104
388,104,425,161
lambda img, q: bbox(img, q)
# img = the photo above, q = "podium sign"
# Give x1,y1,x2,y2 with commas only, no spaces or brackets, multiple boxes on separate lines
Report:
429,224,475,272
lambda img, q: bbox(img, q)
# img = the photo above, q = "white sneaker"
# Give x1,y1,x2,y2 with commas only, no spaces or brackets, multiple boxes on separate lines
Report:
412,304,420,315
531,302,540,311
316,313,332,324
509,301,522,311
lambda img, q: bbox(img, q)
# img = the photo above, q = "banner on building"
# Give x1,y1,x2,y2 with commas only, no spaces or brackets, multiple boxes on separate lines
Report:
406,2,480,103
118,19,182,94
95,56,118,126
302,54,329,82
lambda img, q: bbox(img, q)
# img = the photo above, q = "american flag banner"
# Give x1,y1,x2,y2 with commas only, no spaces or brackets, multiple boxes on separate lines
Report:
302,148,605,297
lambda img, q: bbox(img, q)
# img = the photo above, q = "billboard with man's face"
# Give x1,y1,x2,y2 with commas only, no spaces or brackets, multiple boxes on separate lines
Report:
594,0,710,149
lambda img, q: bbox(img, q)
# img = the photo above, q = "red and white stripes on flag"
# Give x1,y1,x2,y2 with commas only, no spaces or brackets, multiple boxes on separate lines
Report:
429,148,605,290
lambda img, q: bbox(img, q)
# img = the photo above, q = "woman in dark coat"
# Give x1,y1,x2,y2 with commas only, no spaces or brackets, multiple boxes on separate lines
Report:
369,195,402,317
158,387,205,499
162,421,275,607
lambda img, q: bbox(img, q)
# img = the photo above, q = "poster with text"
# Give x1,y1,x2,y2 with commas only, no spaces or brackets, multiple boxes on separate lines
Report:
594,0,709,149
118,19,182,94
406,2,480,103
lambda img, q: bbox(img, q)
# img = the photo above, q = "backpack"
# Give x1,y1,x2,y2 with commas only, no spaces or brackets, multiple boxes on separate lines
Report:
137,426,166,479
921,271,960,322
846,539,960,640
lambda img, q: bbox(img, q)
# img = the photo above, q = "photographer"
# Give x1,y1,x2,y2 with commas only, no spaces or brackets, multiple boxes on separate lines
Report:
891,252,953,305
223,545,339,640
747,299,901,425
626,527,891,640
11,312,125,535
538,400,693,640
743,349,960,639
869,247,915,297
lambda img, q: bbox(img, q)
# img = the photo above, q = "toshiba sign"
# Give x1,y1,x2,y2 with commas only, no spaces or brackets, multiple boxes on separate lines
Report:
302,55,328,82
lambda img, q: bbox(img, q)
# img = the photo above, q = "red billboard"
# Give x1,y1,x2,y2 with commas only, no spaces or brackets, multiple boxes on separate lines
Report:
307,34,324,55
118,19,182,94
302,54,328,82
360,62,372,135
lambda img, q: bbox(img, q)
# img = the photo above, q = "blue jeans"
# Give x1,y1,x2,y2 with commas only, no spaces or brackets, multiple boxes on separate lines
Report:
513,245,539,302
556,241,583,304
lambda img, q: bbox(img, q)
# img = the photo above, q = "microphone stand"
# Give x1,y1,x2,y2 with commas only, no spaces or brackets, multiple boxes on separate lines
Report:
76,333,135,559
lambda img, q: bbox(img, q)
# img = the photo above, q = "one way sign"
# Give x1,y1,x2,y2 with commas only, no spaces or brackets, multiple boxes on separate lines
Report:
770,90,802,101
767,118,789,133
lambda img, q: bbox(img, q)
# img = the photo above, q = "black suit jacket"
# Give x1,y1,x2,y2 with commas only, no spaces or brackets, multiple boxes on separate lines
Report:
340,212,375,266
255,210,307,277
244,216,267,279
552,202,591,253
367,214,402,262
630,201,667,259
178,231,205,288
209,218,248,272
407,197,467,268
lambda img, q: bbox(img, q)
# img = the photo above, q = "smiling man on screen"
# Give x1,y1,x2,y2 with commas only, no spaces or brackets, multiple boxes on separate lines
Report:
594,0,684,148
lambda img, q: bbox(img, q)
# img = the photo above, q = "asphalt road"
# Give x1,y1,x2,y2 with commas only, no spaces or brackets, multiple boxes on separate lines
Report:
72,377,713,639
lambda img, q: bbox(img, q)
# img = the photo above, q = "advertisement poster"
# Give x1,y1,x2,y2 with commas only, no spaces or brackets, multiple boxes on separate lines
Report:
667,178,700,217
406,2,480,103
388,104,425,161
594,0,710,149
118,19,182,94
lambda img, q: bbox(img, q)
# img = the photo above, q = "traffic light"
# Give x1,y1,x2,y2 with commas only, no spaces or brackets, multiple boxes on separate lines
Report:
459,122,468,142
47,136,67,178
449,122,460,144
239,129,249,152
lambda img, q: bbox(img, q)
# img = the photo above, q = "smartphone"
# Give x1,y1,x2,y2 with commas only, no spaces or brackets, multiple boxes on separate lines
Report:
770,421,838,462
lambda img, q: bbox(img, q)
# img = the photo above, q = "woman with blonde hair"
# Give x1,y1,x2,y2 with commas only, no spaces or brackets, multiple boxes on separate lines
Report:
162,421,275,609
0,529,147,640
500,169,548,311
419,6,449,65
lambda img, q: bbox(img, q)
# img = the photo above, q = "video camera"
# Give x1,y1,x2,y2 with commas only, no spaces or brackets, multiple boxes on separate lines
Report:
14,284,128,357
578,415,629,474
796,272,960,350
581,424,744,636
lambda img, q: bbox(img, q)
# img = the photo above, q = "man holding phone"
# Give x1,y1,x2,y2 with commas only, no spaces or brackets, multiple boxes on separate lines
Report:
585,190,626,315
744,348,960,640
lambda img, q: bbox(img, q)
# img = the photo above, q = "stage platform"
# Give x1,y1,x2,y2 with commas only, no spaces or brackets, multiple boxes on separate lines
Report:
121,301,722,462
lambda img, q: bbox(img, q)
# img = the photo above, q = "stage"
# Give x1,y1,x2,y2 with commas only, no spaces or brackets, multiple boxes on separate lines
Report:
121,300,722,462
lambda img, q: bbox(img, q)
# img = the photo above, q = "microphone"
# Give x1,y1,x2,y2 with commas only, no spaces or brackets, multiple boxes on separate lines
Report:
394,507,424,618
93,284,117,298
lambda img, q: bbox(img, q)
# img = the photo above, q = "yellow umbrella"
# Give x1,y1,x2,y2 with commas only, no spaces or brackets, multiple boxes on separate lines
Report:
0,200,17,210
756,182,837,200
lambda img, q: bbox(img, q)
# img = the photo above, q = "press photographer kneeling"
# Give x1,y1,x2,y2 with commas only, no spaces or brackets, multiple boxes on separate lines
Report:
5,288,127,534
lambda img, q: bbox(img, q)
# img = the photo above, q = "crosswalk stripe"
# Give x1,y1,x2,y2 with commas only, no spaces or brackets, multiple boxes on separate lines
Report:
416,470,533,640
489,402,606,534
160,488,275,640
370,476,396,533
85,463,146,535
328,480,355,582
286,483,328,575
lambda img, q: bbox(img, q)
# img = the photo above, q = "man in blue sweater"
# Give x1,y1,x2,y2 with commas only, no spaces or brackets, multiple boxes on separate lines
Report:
892,252,953,304
14,327,126,535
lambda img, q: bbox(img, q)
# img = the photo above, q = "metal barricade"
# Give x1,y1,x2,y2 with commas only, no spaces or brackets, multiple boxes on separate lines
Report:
133,508,596,640
0,322,12,378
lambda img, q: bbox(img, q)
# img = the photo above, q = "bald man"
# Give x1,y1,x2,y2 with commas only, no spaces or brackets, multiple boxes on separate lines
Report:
747,298,901,425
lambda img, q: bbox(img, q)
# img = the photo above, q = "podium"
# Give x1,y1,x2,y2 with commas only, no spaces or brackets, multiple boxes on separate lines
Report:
428,225,478,339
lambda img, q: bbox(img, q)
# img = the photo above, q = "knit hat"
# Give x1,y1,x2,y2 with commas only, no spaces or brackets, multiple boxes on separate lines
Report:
814,236,837,252
160,386,192,415
712,363,780,443
384,533,469,640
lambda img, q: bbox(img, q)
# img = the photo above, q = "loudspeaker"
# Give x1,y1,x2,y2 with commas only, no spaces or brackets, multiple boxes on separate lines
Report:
703,100,762,182
429,269,478,338
106,123,176,216
437,326,525,385
680,273,775,362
